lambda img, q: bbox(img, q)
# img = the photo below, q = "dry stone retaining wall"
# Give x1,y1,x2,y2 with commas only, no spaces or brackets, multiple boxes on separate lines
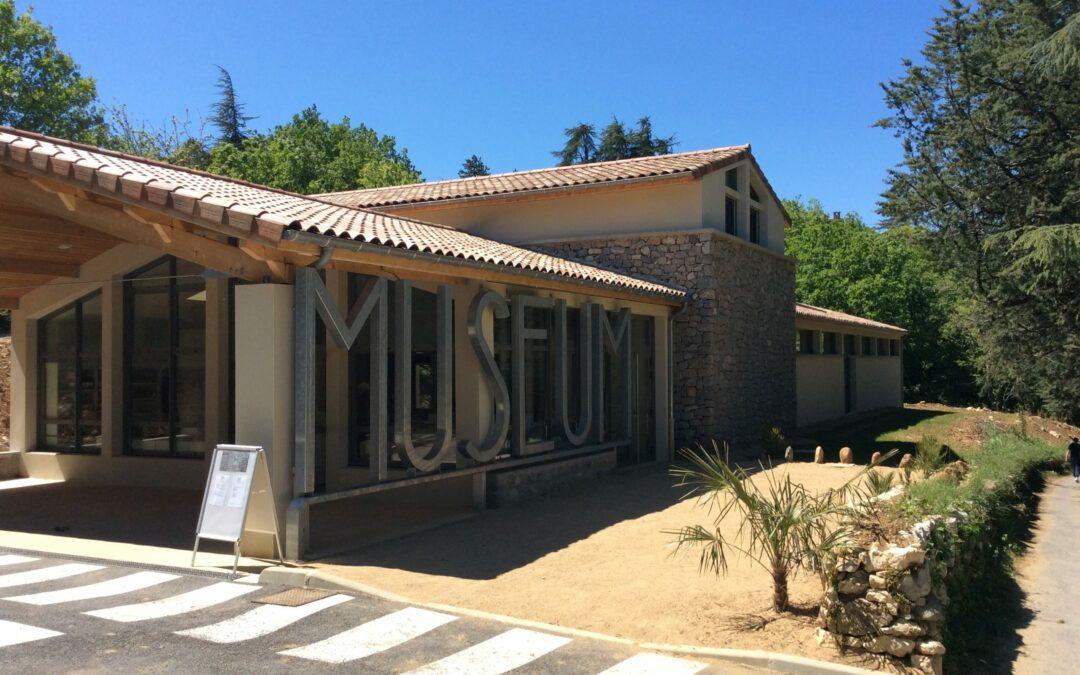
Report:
820,515,959,675
535,230,795,454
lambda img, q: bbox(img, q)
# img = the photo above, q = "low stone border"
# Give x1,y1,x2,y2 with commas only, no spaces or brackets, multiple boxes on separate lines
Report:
261,566,878,675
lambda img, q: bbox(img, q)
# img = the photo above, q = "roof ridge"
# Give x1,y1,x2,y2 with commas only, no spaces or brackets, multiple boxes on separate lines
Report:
317,144,751,198
0,125,464,232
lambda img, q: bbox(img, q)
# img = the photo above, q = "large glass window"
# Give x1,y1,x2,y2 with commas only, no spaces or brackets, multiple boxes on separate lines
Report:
124,257,206,457
749,208,761,244
37,293,102,453
725,197,738,236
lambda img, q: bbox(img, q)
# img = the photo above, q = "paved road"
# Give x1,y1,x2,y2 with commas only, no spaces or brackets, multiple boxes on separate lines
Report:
0,552,747,674
1014,476,1080,675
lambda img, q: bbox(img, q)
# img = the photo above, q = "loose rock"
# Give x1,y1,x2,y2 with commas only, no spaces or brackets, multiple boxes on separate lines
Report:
839,446,854,463
814,446,825,463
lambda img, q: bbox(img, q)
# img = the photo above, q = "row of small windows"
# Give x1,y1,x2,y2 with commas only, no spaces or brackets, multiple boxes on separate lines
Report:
796,329,900,357
724,167,764,245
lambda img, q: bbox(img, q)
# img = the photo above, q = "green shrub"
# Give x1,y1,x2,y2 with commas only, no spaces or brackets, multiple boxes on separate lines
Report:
897,431,1062,670
866,470,895,496
760,425,787,459
911,434,948,477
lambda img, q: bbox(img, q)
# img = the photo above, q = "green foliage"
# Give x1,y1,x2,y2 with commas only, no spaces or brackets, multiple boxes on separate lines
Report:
669,441,866,612
897,431,1059,668
877,0,1080,422
0,0,103,140
866,469,895,496
784,198,977,403
206,105,420,194
209,66,254,147
760,425,787,459
911,434,948,477
101,105,211,169
458,154,490,178
553,116,675,166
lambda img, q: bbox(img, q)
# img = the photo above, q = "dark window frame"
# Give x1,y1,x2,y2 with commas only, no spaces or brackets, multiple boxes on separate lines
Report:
798,329,817,355
890,339,900,356
862,336,874,356
122,256,205,459
725,167,739,190
749,207,761,244
36,291,103,454
749,183,761,202
725,196,738,236
823,331,839,355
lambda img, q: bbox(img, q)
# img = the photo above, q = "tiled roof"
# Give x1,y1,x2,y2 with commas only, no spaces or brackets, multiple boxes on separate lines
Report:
0,127,685,301
318,146,787,218
795,303,907,335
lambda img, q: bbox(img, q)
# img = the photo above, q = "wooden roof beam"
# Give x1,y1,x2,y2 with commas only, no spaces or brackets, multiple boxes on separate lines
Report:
0,257,79,277
0,171,282,283
0,297,19,310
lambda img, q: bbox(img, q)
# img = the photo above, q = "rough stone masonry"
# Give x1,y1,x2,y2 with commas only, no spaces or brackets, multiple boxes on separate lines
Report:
536,230,796,454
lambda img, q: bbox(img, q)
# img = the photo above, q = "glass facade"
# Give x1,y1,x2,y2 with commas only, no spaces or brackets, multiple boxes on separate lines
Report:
124,257,206,457
37,292,102,453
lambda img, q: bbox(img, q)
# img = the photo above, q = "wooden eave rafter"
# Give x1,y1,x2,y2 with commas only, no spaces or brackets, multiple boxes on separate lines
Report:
0,169,284,283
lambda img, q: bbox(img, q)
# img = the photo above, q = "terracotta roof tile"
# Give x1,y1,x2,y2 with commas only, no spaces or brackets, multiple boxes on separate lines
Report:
0,127,684,301
795,303,906,335
316,145,790,224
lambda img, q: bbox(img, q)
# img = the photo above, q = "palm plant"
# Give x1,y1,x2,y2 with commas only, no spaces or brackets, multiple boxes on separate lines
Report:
866,469,895,496
912,434,948,477
669,441,868,613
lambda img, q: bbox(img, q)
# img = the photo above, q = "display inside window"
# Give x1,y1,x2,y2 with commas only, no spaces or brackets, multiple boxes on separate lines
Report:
124,257,206,457
38,293,102,453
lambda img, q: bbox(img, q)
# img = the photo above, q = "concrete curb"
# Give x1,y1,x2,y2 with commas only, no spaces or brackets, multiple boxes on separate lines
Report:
259,566,879,675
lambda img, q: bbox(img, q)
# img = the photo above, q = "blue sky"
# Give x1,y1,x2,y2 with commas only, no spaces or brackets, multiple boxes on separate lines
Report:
26,1,942,223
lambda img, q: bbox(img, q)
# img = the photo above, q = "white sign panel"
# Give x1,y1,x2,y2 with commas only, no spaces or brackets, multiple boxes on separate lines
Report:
193,445,282,572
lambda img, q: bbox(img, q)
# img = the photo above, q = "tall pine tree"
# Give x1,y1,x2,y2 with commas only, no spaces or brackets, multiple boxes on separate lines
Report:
210,66,255,147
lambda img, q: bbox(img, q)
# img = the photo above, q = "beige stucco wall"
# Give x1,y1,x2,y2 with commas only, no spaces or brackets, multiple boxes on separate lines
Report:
854,355,903,412
795,354,845,426
385,159,785,255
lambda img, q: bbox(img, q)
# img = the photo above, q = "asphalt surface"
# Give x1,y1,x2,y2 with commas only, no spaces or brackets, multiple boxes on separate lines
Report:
0,552,750,674
1014,476,1080,675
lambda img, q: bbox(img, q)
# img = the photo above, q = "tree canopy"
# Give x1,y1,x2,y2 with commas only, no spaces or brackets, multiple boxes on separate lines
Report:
458,154,490,178
552,116,675,165
785,198,976,404
206,105,420,194
0,0,102,141
877,0,1080,420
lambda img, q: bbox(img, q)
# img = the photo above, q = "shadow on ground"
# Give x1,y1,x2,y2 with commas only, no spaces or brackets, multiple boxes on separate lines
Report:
795,407,953,464
320,466,683,579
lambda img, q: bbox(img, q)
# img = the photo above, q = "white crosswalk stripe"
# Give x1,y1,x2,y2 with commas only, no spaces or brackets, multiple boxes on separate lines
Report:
279,606,458,664
0,619,63,648
598,652,708,674
176,593,352,643
4,571,179,606
0,555,37,567
406,627,572,675
83,581,257,622
0,562,103,589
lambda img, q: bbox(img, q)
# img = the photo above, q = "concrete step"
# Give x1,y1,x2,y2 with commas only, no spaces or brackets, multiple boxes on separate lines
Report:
0,451,26,481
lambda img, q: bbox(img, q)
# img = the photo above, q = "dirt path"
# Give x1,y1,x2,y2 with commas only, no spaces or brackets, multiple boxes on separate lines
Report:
1013,475,1080,674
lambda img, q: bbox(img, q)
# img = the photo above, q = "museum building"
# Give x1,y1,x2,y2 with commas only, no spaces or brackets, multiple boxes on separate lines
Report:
0,127,904,559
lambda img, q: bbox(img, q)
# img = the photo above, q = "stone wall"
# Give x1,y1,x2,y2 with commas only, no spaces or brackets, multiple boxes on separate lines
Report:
487,450,617,506
535,230,795,454
820,515,956,675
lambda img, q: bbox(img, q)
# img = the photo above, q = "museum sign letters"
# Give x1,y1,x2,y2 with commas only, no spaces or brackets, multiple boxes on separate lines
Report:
293,267,634,494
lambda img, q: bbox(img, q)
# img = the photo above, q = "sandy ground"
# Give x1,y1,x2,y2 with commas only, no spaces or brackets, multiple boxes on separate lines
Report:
316,462,888,663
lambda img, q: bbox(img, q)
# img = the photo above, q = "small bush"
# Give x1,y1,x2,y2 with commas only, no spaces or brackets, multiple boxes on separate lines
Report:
760,425,787,459
866,470,895,496
911,434,948,476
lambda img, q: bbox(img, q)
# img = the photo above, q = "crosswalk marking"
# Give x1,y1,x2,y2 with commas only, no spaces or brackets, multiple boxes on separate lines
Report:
4,571,179,606
0,555,37,567
176,593,352,643
406,627,572,675
83,581,257,622
279,606,458,664
0,562,103,589
598,652,708,674
0,619,63,648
